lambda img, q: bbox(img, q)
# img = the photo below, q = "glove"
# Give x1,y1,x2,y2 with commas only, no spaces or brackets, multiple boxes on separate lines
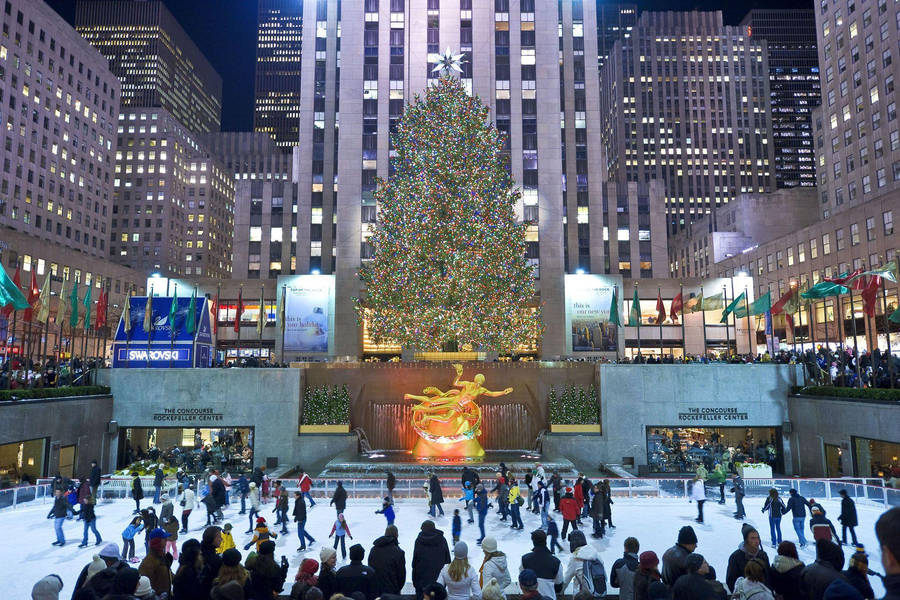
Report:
165,552,174,567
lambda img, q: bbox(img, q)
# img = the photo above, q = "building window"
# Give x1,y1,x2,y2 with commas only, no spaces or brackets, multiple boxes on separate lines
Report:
885,210,894,235
866,216,876,240
822,233,831,255
836,229,846,251
850,223,860,245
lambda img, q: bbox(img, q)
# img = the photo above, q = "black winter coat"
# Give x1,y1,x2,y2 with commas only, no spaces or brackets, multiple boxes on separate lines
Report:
132,477,144,500
882,573,900,600
785,492,809,518
671,572,727,600
368,534,407,595
843,568,874,599
386,472,396,492
768,557,804,600
172,565,205,600
247,555,288,599
662,544,693,587
336,561,379,600
251,468,264,488
726,545,770,591
76,502,97,522
73,559,129,600
199,542,223,598
211,478,226,507
634,569,662,600
331,485,347,511
800,560,843,600
318,566,337,600
90,465,102,488
430,475,444,504
839,497,858,527
293,496,307,522
48,496,69,518
411,528,451,592
153,468,164,487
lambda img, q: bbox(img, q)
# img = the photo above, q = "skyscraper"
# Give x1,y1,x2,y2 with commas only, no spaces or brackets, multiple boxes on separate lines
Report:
254,0,304,151
596,2,637,73
600,11,777,234
75,0,223,133
740,9,821,189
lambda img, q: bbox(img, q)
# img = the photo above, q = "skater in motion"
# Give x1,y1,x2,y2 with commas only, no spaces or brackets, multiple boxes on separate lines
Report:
731,474,746,519
762,488,786,548
838,489,859,546
690,475,707,524
329,512,353,560
47,488,71,547
122,515,144,562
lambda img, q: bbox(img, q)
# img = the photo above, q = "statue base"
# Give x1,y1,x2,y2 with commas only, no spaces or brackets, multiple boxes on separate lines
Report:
412,436,486,458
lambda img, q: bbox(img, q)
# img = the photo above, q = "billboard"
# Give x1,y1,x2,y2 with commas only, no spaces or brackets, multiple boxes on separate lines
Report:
565,274,623,353
111,296,213,368
279,275,335,354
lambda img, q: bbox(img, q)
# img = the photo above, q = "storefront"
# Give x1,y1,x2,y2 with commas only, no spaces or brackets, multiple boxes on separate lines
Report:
118,426,254,474
853,436,900,479
647,426,780,474
0,437,47,486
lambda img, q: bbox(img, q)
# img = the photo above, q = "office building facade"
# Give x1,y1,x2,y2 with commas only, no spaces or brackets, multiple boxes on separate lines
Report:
740,9,820,189
596,3,637,72
75,0,223,133
600,11,777,234
0,0,120,259
254,0,305,152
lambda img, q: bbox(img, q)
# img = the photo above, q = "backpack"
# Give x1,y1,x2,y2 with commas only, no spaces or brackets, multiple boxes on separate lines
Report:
577,558,607,598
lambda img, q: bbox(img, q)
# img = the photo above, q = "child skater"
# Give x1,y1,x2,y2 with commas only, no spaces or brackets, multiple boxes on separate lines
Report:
328,513,353,560
122,516,144,562
375,497,395,526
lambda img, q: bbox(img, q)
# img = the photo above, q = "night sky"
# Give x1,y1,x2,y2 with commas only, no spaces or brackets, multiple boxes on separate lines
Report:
46,0,814,132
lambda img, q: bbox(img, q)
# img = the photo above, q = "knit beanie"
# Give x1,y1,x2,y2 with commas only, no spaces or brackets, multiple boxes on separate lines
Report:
454,541,468,559
685,553,705,573
85,555,107,582
31,575,63,600
349,544,365,562
222,548,242,567
678,525,698,545
259,540,276,555
639,551,659,570
320,546,337,563
741,523,759,541
823,578,864,600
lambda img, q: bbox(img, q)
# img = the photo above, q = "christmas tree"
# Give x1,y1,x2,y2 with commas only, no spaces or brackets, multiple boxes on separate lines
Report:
357,73,542,353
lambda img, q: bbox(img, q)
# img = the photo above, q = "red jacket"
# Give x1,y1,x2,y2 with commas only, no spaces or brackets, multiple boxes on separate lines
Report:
560,496,579,521
299,474,312,493
573,484,584,508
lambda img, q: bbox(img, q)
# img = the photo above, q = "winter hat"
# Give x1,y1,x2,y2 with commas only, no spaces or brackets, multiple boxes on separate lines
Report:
812,506,824,514
568,529,587,553
849,545,869,569
86,555,107,581
161,493,169,502
256,517,266,525
741,523,759,541
148,527,170,540
685,553,705,573
481,537,498,553
211,580,246,600
260,540,276,555
223,523,233,532
816,539,845,570
222,548,242,567
338,513,346,522
349,544,365,562
677,525,698,545
320,546,337,563
482,578,504,600
421,520,436,531
301,558,320,577
531,528,547,547
454,541,468,559
777,541,799,559
249,482,257,488
639,551,660,570
113,567,141,594
823,578,865,600
31,574,63,600
134,576,153,598
647,581,670,600
518,568,538,588
99,542,121,560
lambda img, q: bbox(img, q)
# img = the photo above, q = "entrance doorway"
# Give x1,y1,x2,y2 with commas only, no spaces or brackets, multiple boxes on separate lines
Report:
58,445,77,479
119,427,254,475
824,443,844,477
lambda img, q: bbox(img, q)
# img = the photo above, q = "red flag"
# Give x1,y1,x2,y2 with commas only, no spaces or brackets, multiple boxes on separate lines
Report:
211,293,219,335
23,269,39,322
827,268,862,285
1,266,21,318
851,274,867,292
785,314,794,335
770,287,795,315
861,275,881,317
233,288,243,333
670,292,683,321
656,292,666,325
96,287,108,328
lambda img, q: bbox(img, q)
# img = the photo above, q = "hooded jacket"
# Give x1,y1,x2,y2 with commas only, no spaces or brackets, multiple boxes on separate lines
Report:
786,491,809,518
768,555,804,599
671,572,727,600
731,577,775,600
611,552,640,600
634,568,662,600
481,552,511,592
726,543,770,591
520,544,564,600
801,541,845,600
438,563,482,600
412,527,451,592
336,558,378,600
32,575,64,600
562,542,603,594
138,541,173,596
662,544,693,587
368,534,406,595
560,493,579,521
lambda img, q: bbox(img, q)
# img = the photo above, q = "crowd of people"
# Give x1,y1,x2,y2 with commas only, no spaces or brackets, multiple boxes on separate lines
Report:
30,463,900,600
648,430,777,475
123,436,253,476
0,356,103,390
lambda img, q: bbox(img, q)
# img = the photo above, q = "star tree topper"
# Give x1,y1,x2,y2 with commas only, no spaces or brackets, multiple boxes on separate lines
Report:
432,46,465,76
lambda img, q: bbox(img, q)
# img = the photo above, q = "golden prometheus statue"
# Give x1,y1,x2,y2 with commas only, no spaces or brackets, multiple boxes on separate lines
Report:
405,363,513,458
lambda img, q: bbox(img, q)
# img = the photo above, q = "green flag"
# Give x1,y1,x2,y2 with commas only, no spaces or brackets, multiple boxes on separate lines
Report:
69,279,79,328
82,284,92,330
186,290,197,335
748,291,772,316
849,260,899,284
169,286,178,339
0,264,29,310
720,291,746,323
801,281,849,299
700,293,724,311
684,293,703,313
608,288,620,326
889,307,900,324
627,287,641,326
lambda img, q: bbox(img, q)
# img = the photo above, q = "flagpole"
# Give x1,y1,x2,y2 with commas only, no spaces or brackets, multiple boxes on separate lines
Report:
848,286,862,387
837,295,845,355
823,299,830,352
634,282,641,360
658,286,663,359
125,286,132,369
745,286,753,356
170,284,177,370
808,298,816,351
679,283,685,361
795,289,803,353
723,285,731,358
700,286,707,358
280,285,287,365
881,273,895,388
40,277,51,366
147,286,153,369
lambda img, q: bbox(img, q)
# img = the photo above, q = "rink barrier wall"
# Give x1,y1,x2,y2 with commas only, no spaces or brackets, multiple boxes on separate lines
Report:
8,476,895,512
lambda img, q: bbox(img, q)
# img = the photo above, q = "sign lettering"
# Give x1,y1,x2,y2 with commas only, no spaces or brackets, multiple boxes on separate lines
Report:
677,407,749,422
151,407,224,422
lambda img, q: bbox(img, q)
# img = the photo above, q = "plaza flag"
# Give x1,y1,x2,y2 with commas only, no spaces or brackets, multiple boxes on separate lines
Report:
700,292,724,312
143,291,153,333
278,289,286,331
771,288,797,315
256,286,265,337
96,287,108,328
684,293,703,313
608,287,621,326
211,290,219,335
55,278,68,326
122,288,132,334
655,291,666,325
849,260,899,284
35,275,52,324
748,291,772,316
23,269,39,322
233,287,243,333
670,291,683,321
801,281,849,299
0,264,27,313
69,279,79,328
627,287,641,326
890,306,900,324
82,283,92,330
826,269,862,285
169,286,178,339
861,275,881,317
186,290,197,335
720,291,746,323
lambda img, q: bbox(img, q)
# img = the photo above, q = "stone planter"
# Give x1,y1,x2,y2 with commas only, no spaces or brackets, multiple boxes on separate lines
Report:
549,424,602,433
299,424,350,434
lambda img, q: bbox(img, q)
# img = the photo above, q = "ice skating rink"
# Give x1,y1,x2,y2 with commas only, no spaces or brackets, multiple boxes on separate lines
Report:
1,494,889,598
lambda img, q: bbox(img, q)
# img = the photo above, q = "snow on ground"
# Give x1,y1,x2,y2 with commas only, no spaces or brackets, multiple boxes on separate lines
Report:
1,494,889,598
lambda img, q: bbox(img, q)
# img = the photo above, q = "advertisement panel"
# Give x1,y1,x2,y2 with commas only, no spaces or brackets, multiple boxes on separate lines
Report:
565,274,622,353
280,275,335,354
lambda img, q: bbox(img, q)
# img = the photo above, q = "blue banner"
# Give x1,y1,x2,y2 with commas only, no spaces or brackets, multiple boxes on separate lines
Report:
114,296,211,343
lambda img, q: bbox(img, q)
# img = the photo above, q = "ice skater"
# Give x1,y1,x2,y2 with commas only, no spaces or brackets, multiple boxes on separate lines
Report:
75,494,103,547
246,481,260,533
47,488,71,546
376,496,396,526
460,481,475,523
762,488,786,547
429,473,445,517
293,490,316,552
122,515,144,562
131,472,144,514
245,516,278,552
299,469,317,508
328,513,353,560
178,483,195,534
546,515,564,555
690,476,706,524
838,489,859,546
731,474,746,519
452,509,462,544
